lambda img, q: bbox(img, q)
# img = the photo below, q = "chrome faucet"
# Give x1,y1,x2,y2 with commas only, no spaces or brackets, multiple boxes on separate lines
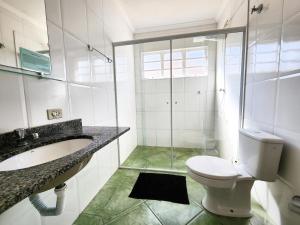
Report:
14,128,28,146
14,128,26,140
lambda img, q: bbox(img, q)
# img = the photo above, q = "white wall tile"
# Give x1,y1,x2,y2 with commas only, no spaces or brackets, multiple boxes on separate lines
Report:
155,112,171,130
156,130,171,147
155,93,170,112
40,178,80,225
251,79,277,127
61,0,88,43
24,77,70,127
47,22,66,81
64,32,91,85
0,9,23,67
0,198,41,225
280,0,300,76
96,140,118,187
143,129,156,146
275,74,300,132
86,0,103,17
184,112,203,130
0,72,27,133
92,87,116,126
76,155,100,211
173,112,184,129
69,83,94,125
90,53,106,88
87,8,105,52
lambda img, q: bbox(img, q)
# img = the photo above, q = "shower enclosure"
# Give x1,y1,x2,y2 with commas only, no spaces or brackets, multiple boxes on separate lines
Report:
113,27,246,172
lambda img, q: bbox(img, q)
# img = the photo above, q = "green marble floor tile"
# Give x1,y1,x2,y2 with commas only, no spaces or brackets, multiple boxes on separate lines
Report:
186,176,206,206
81,170,143,224
107,203,162,225
214,214,251,225
122,146,206,171
122,146,171,169
73,213,103,225
173,148,202,171
146,200,202,225
187,211,222,225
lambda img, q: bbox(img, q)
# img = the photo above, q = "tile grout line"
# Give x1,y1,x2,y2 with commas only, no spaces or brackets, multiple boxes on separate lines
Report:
104,201,146,225
185,209,204,225
144,201,164,225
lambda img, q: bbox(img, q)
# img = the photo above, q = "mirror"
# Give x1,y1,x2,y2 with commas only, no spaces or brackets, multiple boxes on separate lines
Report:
0,0,51,75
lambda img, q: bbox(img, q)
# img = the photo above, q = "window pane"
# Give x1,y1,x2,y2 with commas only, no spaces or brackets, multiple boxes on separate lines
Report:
143,53,160,62
173,51,183,60
186,58,207,67
186,49,206,58
172,60,183,69
164,51,182,60
185,67,208,77
164,60,170,69
144,62,161,71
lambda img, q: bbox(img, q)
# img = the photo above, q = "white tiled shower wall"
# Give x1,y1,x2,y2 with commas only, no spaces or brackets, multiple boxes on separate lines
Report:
0,0,136,225
218,0,300,224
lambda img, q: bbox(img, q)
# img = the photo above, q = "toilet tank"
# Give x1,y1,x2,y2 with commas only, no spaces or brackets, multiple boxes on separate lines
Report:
239,128,284,181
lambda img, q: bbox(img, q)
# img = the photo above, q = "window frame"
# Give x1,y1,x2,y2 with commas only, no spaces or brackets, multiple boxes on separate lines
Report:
141,46,209,80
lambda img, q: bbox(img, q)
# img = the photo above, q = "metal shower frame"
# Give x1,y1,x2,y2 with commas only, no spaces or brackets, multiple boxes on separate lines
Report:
112,26,248,173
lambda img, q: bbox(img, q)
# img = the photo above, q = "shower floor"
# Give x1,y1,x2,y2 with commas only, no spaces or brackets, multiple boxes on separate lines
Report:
122,145,219,171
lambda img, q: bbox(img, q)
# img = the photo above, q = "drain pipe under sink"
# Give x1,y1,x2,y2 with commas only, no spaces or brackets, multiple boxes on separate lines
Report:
29,183,67,216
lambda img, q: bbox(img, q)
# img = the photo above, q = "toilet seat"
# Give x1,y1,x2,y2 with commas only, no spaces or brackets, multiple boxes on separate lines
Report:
186,156,240,180
186,156,253,189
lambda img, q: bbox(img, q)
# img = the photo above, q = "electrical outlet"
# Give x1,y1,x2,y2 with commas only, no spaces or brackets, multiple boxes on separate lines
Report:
47,108,62,120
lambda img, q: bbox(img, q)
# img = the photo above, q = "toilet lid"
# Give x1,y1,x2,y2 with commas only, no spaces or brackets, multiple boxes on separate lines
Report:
186,156,239,180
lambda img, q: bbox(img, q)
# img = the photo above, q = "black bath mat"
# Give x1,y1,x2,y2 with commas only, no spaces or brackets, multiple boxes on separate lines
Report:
129,172,190,204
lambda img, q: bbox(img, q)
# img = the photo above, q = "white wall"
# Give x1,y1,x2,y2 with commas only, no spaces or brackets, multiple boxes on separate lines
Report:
217,0,300,224
244,0,300,224
0,0,134,224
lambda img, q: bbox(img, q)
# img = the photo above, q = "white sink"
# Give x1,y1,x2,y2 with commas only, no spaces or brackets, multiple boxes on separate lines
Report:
0,138,93,172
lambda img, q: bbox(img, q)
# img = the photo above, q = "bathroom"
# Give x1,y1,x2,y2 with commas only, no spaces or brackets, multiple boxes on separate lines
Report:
0,0,299,224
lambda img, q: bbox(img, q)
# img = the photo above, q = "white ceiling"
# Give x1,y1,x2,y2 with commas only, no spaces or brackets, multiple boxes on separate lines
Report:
116,0,226,33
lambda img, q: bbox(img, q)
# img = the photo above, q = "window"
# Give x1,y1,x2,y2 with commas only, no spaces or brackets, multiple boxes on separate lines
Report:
142,46,208,79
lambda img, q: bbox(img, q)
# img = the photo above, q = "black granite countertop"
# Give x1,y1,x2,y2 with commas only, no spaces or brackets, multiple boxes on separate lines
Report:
0,119,129,214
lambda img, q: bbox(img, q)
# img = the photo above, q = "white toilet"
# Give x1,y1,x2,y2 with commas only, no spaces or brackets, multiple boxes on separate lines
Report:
186,128,284,218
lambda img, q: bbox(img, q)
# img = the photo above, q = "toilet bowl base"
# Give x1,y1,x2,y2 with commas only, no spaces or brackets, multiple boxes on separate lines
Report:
201,180,254,218
202,195,252,218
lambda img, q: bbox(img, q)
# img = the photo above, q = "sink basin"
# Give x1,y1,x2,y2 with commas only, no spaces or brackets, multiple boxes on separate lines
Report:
0,138,93,193
0,138,93,171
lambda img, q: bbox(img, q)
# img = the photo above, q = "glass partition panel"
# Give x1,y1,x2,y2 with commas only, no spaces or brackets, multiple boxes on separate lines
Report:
119,40,172,170
171,34,225,171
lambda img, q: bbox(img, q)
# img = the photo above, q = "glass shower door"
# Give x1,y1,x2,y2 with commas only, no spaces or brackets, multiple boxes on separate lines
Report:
170,35,225,171
122,40,173,170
